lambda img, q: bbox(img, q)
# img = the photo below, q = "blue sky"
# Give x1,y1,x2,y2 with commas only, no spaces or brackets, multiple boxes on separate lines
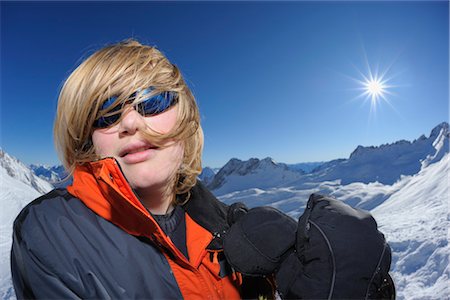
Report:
1,1,448,168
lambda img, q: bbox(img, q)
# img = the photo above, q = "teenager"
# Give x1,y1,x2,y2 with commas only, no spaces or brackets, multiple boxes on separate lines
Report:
11,40,394,299
11,40,268,299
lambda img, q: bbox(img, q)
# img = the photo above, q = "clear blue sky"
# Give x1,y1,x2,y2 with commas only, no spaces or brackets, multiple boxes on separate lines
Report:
1,1,448,168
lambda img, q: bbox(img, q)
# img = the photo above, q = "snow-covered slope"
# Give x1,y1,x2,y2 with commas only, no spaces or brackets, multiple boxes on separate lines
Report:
0,149,53,194
421,122,449,169
219,162,448,299
371,153,449,300
0,150,53,300
208,157,303,196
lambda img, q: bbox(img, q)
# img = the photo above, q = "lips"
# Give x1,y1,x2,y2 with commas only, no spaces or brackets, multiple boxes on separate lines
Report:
119,141,158,164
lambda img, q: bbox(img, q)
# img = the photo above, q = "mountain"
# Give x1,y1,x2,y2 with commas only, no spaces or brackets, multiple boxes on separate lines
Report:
211,123,449,196
0,149,53,194
207,157,304,196
29,164,70,188
0,149,53,300
198,167,217,185
286,161,324,173
29,164,66,183
308,122,449,185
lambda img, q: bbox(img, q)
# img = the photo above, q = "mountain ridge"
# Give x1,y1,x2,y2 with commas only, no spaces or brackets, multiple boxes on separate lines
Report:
208,157,303,195
208,122,448,193
0,148,53,194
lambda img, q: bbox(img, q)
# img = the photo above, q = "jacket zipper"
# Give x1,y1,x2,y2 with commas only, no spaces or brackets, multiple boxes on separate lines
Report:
97,158,224,297
105,159,216,271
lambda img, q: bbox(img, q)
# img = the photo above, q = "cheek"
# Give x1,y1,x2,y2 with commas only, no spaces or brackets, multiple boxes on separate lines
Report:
172,142,185,163
92,130,116,156
146,106,178,134
162,142,184,173
164,142,184,164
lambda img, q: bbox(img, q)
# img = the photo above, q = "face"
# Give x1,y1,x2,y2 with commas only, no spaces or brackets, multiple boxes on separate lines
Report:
92,104,184,196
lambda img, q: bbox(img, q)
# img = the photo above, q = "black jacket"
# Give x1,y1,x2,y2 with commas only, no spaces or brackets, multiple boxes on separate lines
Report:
11,181,247,299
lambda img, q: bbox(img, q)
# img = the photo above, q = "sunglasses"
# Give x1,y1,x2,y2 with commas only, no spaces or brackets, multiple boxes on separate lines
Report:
93,89,178,128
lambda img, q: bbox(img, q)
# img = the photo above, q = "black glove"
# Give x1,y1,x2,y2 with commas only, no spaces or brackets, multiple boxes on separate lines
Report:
223,195,395,299
223,203,297,276
276,194,395,299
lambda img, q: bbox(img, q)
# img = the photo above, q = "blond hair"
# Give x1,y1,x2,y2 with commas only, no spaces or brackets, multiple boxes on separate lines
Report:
54,39,203,196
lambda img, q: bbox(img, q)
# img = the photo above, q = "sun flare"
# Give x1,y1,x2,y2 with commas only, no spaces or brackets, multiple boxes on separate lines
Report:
349,61,397,117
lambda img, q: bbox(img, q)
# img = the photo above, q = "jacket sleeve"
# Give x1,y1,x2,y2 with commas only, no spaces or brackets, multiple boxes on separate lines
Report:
11,222,81,299
10,202,114,300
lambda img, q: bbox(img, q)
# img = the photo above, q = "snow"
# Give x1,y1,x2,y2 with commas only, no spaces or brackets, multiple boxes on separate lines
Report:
371,153,449,300
0,165,47,299
209,157,303,196
0,149,53,194
421,124,449,169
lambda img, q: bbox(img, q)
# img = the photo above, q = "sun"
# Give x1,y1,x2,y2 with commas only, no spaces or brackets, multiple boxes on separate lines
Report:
344,47,406,120
366,78,385,97
363,76,388,103
348,62,397,116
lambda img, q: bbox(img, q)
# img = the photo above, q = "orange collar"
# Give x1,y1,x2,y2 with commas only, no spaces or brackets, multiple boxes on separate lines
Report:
67,158,223,269
67,158,172,251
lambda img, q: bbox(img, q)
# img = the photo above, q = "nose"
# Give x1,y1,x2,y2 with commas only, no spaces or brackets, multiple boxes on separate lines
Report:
118,106,146,136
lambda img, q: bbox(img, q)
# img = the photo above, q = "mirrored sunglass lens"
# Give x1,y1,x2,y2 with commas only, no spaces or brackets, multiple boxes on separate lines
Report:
100,96,118,110
94,96,122,128
93,91,177,128
138,92,176,116
94,114,121,128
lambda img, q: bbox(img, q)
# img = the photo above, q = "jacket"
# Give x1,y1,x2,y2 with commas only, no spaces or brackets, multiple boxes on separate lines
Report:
11,158,253,299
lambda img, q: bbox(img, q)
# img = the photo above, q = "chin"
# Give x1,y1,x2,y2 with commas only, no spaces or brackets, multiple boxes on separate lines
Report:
122,162,177,192
117,144,183,193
